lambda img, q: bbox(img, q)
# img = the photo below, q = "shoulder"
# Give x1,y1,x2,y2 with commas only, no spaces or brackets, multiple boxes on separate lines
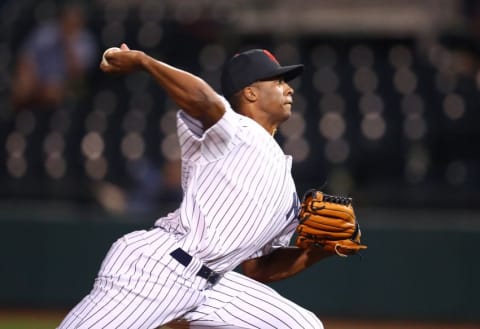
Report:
177,96,241,136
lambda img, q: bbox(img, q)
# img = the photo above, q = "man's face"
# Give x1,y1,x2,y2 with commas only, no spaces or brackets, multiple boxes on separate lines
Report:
252,77,294,123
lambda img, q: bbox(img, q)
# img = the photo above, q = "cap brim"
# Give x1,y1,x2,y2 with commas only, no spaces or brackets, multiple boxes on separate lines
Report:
260,64,304,82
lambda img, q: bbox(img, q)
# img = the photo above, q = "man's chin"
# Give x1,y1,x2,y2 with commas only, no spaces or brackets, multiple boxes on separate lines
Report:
279,111,292,123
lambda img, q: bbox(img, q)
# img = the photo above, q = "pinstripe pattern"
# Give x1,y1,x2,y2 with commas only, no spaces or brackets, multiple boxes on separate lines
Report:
58,97,322,328
58,229,208,329
155,98,300,272
184,271,323,329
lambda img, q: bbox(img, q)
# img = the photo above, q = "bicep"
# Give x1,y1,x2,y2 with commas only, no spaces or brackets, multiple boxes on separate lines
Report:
179,82,226,130
198,93,226,130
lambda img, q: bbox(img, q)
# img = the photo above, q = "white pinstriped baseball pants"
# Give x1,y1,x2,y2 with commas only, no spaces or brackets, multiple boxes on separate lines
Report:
58,228,323,329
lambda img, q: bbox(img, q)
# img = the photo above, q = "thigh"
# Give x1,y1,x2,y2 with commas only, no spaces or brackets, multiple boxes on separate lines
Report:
58,229,206,329
184,271,323,329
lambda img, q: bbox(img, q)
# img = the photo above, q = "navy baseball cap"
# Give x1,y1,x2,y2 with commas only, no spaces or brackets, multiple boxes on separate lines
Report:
221,49,304,98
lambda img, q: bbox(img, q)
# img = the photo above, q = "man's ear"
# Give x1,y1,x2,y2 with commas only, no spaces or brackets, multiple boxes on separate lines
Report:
243,86,257,102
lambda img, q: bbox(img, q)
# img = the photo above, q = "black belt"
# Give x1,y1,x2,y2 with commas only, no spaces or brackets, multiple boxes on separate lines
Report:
170,248,221,285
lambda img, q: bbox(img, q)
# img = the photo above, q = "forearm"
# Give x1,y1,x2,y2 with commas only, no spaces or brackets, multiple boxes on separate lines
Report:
242,247,333,283
101,44,225,128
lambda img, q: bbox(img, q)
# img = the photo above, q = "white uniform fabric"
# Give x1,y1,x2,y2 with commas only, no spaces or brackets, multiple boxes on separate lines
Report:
156,97,299,272
58,98,323,329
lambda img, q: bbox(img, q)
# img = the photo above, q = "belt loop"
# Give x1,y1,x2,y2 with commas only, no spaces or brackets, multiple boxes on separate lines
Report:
170,248,222,286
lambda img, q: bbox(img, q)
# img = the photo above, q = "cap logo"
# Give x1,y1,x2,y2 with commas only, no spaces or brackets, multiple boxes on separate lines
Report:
263,50,279,65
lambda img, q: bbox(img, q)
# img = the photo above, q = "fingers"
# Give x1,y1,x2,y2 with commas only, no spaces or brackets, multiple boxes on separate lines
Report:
99,44,126,72
105,46,123,62
99,43,140,74
99,55,110,71
99,60,112,72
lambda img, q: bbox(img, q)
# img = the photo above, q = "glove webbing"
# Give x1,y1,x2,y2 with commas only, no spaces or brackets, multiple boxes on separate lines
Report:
302,189,352,206
322,193,352,206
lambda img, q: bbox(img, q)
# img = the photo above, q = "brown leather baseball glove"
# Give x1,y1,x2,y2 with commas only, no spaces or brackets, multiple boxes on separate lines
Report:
295,190,367,257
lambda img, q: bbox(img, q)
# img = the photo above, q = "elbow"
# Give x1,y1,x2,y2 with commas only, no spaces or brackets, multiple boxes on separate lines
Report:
243,267,261,282
241,260,273,283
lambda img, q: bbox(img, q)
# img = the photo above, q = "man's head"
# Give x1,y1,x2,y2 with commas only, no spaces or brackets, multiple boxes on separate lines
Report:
221,49,304,130
221,49,303,101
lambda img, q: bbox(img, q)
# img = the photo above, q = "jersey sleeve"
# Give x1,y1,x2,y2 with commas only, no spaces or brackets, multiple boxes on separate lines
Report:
176,97,240,163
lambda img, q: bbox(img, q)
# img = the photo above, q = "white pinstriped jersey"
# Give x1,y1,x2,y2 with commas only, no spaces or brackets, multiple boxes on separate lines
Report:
155,97,300,273
58,97,324,329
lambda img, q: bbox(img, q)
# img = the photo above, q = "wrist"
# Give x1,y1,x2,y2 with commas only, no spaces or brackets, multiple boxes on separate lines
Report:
137,51,151,71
